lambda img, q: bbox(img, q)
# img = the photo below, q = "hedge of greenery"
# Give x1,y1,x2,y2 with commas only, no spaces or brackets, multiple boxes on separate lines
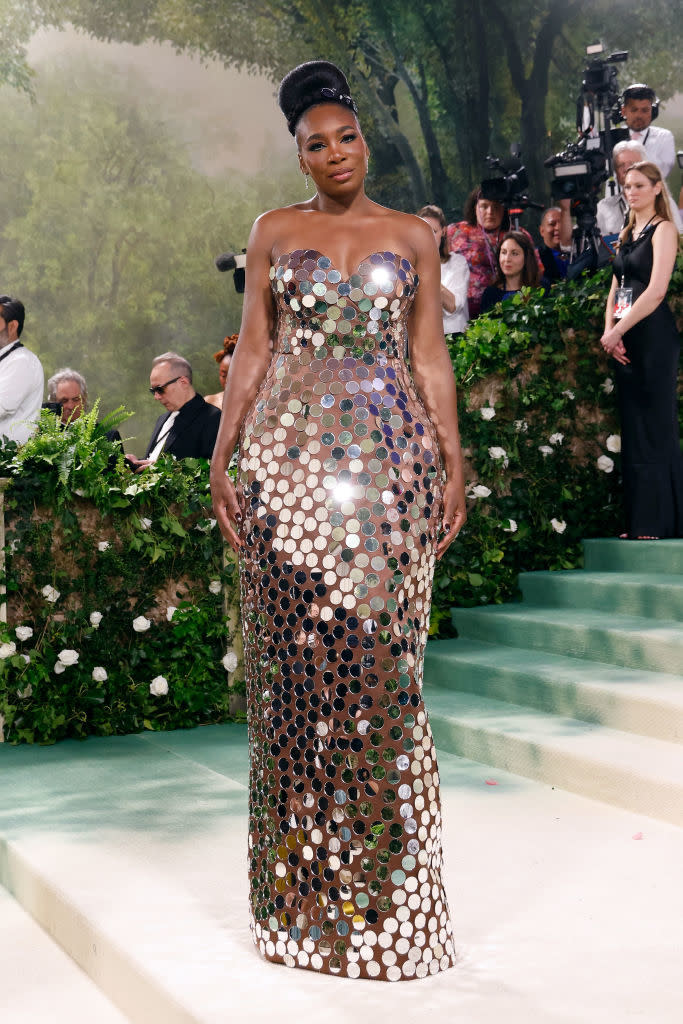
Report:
0,409,243,744
1,254,681,742
432,256,682,635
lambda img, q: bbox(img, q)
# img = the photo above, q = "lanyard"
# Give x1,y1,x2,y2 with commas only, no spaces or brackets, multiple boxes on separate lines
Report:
481,229,500,274
0,341,23,365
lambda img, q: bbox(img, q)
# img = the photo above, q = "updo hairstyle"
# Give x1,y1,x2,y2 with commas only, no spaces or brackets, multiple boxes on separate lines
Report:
213,334,238,364
278,60,358,137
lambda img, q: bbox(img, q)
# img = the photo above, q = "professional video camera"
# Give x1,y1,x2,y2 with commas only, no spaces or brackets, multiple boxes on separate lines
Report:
544,44,630,278
480,146,542,228
215,249,247,293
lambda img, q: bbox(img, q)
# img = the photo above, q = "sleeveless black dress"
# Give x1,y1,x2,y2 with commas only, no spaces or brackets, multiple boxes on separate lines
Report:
612,223,683,538
237,250,456,980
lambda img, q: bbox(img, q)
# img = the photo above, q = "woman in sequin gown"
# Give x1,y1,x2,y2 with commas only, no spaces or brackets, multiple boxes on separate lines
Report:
210,61,467,982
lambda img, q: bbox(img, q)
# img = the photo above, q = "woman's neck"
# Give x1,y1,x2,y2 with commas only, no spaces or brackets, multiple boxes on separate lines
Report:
504,274,522,291
633,208,657,232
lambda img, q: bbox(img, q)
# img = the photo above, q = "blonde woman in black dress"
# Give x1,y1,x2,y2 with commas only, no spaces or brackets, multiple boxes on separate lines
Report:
600,161,682,539
210,61,466,981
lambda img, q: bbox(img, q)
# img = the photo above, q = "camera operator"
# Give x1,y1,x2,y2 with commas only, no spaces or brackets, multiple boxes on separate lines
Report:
448,188,540,318
621,84,675,179
0,295,43,445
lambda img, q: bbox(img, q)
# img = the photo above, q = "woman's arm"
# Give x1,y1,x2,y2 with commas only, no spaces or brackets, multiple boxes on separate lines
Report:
600,222,678,362
408,220,467,557
210,214,277,549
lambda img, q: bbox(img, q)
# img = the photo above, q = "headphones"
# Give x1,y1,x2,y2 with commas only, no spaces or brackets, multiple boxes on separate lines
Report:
621,83,659,121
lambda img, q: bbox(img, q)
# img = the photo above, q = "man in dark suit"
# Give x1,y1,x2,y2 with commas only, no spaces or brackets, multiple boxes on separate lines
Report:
127,352,220,472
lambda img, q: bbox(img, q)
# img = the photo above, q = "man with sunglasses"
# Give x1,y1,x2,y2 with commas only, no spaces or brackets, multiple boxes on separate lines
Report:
127,352,220,472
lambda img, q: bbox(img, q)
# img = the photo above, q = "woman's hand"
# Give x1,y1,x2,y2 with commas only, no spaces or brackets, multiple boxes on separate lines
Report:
600,325,630,365
437,477,467,560
211,470,244,553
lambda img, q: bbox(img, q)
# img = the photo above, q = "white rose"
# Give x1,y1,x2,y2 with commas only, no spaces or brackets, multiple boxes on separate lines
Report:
140,517,152,530
58,649,79,666
488,446,507,460
514,419,528,433
42,584,60,603
54,661,66,675
209,580,222,595
133,615,151,633
90,611,103,627
597,455,614,473
92,666,108,682
222,650,239,673
15,626,33,642
97,541,110,552
480,406,496,421
21,653,31,664
601,377,614,394
470,484,492,498
166,605,177,621
502,519,518,533
539,445,554,457
0,641,17,659
150,675,169,696
550,518,567,534
549,433,564,446
606,434,621,453
562,389,575,400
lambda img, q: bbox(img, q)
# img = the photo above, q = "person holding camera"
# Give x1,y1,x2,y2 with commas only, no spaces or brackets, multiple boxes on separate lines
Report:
480,231,542,314
447,187,510,318
621,84,675,179
600,160,682,539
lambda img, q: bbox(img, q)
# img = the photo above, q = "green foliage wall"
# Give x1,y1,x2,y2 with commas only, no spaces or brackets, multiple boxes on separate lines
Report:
0,412,243,744
2,258,680,742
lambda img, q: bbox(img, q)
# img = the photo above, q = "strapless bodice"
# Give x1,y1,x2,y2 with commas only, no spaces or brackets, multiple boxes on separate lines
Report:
269,249,418,359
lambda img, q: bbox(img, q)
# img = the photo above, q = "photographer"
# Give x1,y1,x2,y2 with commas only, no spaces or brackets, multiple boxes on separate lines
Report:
447,187,509,319
537,203,573,283
621,84,675,179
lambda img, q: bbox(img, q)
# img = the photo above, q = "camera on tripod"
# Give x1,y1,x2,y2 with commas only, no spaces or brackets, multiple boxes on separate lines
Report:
544,43,631,277
481,147,542,228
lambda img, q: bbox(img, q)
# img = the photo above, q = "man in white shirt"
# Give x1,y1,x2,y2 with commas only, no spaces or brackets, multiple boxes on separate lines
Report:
621,84,675,179
597,140,683,238
0,296,44,445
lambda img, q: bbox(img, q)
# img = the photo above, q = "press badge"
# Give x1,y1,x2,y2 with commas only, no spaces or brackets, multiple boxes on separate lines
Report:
614,278,632,319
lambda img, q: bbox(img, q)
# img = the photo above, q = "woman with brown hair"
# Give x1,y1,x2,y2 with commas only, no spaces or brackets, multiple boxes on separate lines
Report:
600,161,682,539
205,335,238,409
479,230,541,314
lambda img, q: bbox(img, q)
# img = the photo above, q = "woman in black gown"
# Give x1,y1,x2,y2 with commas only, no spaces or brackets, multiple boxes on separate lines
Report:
600,161,682,539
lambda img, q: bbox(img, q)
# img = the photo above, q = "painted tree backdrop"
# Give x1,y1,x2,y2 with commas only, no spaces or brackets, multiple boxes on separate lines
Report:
1,0,681,450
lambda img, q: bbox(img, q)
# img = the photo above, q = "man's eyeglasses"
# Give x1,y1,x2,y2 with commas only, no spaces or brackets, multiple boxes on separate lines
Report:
149,376,182,396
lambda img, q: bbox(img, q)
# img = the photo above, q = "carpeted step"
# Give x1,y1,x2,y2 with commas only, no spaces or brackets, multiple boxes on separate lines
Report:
424,638,683,744
519,570,683,621
452,604,683,675
583,538,683,574
426,689,683,827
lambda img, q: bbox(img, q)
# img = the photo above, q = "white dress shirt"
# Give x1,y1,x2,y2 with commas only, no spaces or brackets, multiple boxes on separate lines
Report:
0,343,44,444
148,410,179,462
441,253,470,334
629,125,676,179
